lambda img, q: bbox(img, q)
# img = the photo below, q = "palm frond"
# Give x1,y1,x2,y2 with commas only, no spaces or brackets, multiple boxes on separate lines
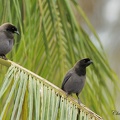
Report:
0,0,119,119
0,59,102,120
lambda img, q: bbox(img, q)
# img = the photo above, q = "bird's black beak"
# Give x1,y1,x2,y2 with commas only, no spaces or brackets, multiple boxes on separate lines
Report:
89,60,93,64
14,30,20,35
86,60,93,66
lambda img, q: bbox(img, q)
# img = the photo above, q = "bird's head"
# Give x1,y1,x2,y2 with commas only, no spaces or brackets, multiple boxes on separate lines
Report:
78,58,93,68
74,58,93,76
1,23,19,35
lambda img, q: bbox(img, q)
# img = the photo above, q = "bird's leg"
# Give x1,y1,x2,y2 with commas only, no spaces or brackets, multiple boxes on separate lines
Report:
65,92,72,98
66,92,69,97
0,54,7,60
76,93,81,104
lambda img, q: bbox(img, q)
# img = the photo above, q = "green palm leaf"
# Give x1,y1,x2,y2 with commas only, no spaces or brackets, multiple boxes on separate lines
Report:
0,0,119,119
0,60,102,120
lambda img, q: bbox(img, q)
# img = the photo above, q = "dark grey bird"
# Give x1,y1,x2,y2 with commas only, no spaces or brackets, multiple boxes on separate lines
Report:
0,23,19,60
61,58,93,104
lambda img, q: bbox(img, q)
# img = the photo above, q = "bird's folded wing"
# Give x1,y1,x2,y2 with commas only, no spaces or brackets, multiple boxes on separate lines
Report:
61,72,72,90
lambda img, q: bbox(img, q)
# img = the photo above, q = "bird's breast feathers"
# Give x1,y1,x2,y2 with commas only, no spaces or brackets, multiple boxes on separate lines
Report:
63,72,86,94
0,32,14,55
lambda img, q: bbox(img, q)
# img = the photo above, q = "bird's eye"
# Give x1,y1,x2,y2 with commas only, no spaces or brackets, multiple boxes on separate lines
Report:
83,59,86,62
83,59,89,63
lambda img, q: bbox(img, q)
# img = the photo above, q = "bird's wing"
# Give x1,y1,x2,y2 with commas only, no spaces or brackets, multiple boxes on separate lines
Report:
61,72,72,90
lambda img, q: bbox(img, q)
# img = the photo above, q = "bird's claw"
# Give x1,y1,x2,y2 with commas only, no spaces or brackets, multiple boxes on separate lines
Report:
0,55,7,60
66,93,69,98
78,99,81,104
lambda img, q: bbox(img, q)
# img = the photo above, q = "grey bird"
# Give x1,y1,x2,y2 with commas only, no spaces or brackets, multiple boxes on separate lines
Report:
61,58,93,104
0,23,19,60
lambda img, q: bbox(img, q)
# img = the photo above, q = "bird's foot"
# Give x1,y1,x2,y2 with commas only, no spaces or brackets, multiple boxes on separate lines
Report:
76,93,81,105
65,93,72,98
66,93,69,98
0,54,7,60
78,99,81,104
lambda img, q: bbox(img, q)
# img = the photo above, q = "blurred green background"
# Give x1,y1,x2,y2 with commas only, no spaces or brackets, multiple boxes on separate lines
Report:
0,0,120,119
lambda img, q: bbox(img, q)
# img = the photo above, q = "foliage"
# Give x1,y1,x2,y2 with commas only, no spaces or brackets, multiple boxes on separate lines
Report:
0,0,119,119
0,61,102,120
